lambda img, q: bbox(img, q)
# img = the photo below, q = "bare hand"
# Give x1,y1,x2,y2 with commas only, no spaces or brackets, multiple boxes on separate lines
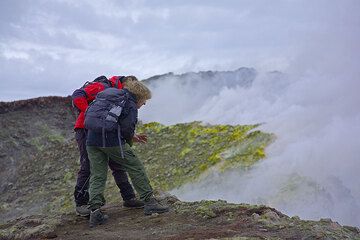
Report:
133,134,147,144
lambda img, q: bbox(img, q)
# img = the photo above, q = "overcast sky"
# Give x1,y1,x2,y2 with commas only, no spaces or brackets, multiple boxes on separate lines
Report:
0,0,359,101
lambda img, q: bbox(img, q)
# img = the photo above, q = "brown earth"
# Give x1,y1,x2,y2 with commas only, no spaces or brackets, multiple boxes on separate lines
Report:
3,196,360,240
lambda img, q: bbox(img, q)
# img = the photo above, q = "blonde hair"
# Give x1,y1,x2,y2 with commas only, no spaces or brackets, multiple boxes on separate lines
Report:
122,75,138,83
124,79,152,102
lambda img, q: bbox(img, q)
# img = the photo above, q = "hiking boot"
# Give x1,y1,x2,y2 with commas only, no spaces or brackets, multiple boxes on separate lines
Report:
89,209,108,228
75,205,91,217
144,197,169,215
123,198,144,209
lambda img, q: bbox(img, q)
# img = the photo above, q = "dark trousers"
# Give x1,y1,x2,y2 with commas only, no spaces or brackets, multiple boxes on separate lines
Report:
74,128,135,206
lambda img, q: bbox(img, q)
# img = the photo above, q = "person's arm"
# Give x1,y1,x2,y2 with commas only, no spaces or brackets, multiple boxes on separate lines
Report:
72,89,88,112
71,88,89,129
72,82,107,111
119,104,138,146
133,134,147,143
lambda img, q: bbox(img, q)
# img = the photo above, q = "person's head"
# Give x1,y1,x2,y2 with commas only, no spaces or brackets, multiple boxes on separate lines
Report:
123,80,152,109
122,75,138,84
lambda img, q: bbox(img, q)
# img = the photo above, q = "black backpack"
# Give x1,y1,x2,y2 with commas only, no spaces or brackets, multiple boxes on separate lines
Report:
82,75,124,89
82,75,112,88
84,88,129,157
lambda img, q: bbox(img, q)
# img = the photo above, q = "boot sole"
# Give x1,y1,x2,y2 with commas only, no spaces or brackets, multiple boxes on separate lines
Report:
123,205,145,209
144,209,169,215
89,218,108,228
76,211,90,217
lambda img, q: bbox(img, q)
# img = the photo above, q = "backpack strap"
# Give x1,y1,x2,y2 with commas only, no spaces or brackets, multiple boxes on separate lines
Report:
82,76,111,91
82,81,91,88
93,75,108,82
118,125,124,158
115,78,119,89
119,76,126,83
115,76,126,88
102,126,106,148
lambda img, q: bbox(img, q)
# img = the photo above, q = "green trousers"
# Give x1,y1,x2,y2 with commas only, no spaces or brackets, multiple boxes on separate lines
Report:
87,144,153,210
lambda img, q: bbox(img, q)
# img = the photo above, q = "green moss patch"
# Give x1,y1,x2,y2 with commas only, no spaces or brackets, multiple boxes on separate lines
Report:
131,121,274,190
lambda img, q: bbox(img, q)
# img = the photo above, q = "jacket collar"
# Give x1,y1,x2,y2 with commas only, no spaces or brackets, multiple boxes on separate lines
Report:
122,88,137,103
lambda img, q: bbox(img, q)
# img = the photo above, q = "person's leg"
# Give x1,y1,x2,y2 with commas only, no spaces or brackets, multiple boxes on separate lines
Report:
87,146,109,227
108,159,135,201
105,145,153,201
74,129,90,208
87,146,108,210
104,144,169,215
108,159,144,208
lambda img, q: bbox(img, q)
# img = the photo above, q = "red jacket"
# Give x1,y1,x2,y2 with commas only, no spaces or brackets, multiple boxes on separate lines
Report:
72,76,124,129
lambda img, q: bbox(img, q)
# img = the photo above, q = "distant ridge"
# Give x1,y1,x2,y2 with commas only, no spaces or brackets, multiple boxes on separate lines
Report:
142,67,257,87
0,96,72,114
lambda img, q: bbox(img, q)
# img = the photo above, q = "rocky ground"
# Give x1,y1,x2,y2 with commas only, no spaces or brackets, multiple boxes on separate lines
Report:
2,196,360,240
0,96,359,239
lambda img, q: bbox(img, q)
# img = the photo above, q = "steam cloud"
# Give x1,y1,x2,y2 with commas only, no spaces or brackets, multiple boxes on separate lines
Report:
140,22,360,227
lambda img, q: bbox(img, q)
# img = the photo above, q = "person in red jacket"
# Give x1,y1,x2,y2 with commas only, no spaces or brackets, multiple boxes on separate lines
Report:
72,75,143,216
